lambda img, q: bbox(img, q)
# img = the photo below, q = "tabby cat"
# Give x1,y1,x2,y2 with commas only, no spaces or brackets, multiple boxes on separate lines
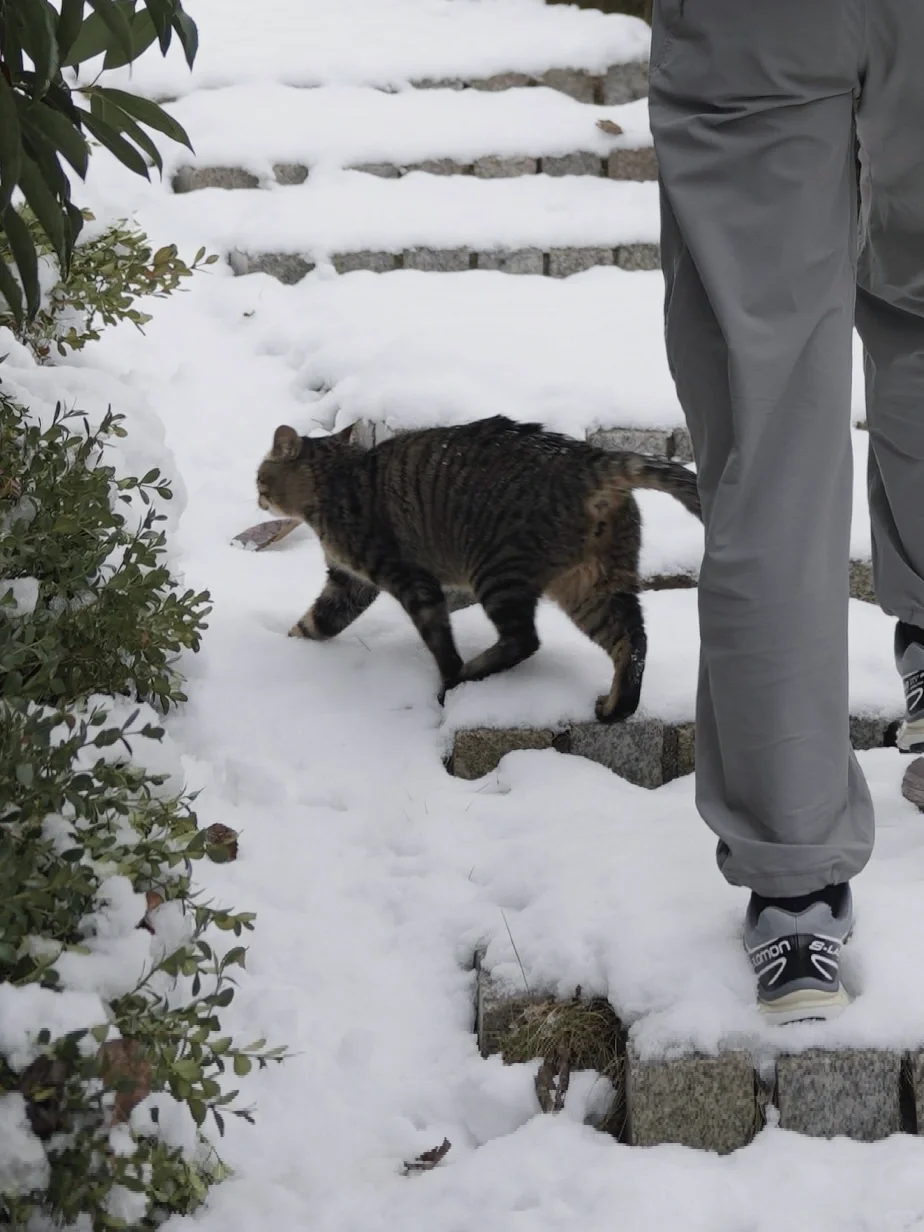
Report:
256,415,702,721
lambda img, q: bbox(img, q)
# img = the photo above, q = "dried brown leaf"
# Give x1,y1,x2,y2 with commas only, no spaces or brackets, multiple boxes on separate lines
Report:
596,119,624,136
403,1137,451,1174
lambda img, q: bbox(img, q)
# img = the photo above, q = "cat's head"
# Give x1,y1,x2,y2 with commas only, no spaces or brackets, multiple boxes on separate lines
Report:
256,424,356,518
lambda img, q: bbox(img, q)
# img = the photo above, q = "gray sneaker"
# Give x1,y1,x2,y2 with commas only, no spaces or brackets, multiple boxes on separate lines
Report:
895,622,924,754
744,884,853,1025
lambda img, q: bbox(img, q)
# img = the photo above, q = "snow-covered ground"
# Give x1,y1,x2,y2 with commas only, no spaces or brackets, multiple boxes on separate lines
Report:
84,0,650,98
161,87,652,180
8,0,924,1226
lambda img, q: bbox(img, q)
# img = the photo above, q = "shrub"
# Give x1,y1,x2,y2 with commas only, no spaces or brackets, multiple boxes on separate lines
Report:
0,207,219,361
0,302,284,1229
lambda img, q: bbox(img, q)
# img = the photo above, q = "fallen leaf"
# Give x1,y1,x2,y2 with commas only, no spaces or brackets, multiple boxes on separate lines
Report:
403,1138,451,1174
231,518,300,552
203,823,239,862
97,1039,152,1125
597,119,624,136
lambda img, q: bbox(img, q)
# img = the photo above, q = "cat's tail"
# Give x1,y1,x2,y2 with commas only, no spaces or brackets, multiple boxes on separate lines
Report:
606,453,703,521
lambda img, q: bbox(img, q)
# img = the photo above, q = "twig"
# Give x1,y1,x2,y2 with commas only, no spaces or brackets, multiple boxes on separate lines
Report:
500,909,530,994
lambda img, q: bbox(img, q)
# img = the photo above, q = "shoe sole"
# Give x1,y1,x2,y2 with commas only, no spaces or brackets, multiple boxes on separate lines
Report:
758,985,852,1026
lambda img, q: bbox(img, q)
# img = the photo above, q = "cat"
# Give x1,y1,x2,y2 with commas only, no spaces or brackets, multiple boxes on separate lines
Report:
255,415,702,721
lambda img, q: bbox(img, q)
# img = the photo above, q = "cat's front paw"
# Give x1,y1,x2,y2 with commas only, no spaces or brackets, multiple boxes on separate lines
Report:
288,617,316,639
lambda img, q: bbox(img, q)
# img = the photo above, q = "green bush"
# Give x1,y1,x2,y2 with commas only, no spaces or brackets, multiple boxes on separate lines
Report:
0,207,219,361
0,281,285,1229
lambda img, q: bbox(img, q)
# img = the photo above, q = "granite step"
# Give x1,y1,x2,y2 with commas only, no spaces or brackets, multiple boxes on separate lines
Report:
448,714,900,788
173,147,657,193
229,243,661,282
476,963,917,1149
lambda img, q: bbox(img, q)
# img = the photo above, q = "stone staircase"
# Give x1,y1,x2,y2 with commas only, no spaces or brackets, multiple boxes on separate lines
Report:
176,4,904,1147
477,961,921,1147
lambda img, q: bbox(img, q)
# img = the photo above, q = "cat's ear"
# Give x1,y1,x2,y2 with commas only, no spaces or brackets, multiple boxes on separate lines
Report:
272,425,301,460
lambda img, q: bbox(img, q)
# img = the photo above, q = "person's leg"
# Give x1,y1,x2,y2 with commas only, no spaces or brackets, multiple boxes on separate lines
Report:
649,0,871,1019
854,2,924,753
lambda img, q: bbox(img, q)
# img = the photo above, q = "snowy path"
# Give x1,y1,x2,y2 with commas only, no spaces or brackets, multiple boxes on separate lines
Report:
47,0,924,1218
72,267,924,1230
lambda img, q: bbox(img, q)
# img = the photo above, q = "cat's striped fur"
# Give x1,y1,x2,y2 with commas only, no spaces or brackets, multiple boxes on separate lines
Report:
256,415,702,720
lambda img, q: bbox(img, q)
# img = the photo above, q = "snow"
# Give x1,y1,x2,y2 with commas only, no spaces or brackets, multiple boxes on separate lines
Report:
84,165,660,261
159,85,650,180
9,0,924,1224
0,576,40,616
0,1095,49,1195
84,0,650,100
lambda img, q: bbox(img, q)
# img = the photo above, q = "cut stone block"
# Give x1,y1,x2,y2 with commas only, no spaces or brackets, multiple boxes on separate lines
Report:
451,727,567,780
548,247,615,277
570,719,664,789
404,247,471,272
616,243,661,271
172,165,259,192
414,77,465,91
273,162,309,185
538,67,599,104
664,721,696,781
642,572,698,593
228,251,314,284
850,714,900,750
850,559,875,603
469,71,533,92
607,147,658,181
669,426,695,463
350,162,401,178
476,248,544,275
404,158,471,176
908,1051,924,1133
473,155,538,178
445,587,476,614
776,1051,901,1141
541,152,604,177
627,1043,757,1153
332,250,400,274
586,427,672,456
603,60,650,105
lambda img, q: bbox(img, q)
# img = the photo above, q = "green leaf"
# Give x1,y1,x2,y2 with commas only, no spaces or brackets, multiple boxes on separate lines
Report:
172,7,198,68
233,1053,252,1077
77,106,150,179
86,0,135,63
62,0,134,66
103,9,158,69
57,0,86,61
188,1097,206,1126
15,0,60,98
0,77,23,212
91,86,192,151
2,206,41,319
142,0,173,53
27,99,90,178
90,93,161,174
0,257,24,323
17,150,69,264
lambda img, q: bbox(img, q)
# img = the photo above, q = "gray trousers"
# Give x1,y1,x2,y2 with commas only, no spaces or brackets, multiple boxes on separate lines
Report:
649,0,924,895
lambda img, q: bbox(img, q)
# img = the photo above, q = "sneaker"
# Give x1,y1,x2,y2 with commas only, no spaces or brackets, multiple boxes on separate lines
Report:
744,883,853,1025
895,622,924,753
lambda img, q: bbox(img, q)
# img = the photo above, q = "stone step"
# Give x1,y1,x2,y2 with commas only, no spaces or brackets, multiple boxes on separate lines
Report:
174,146,657,194
413,60,649,105
448,713,900,788
229,242,661,282
476,966,916,1148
